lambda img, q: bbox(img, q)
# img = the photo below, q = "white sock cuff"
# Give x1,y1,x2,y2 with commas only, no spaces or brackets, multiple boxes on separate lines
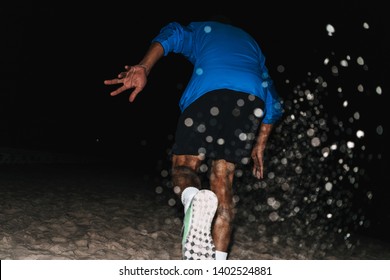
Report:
215,250,228,260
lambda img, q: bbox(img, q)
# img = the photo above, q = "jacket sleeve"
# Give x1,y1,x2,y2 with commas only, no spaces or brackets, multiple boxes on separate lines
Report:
262,78,284,124
151,22,193,59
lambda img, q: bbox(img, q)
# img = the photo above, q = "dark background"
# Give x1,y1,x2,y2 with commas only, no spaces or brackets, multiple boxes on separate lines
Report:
1,1,388,241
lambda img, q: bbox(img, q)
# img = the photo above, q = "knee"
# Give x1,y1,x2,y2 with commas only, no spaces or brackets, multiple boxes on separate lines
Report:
172,165,195,176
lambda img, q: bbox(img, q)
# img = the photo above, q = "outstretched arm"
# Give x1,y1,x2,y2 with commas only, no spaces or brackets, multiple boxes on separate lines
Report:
251,123,273,179
103,42,165,102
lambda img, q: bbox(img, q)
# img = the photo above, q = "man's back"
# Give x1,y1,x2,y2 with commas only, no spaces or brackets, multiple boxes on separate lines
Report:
153,21,283,123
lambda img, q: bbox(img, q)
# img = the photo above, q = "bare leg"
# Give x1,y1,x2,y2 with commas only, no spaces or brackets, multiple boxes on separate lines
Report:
171,154,203,195
209,159,236,252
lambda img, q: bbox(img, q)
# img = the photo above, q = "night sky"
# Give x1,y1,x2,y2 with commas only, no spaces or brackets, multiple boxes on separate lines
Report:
1,1,387,157
1,1,388,240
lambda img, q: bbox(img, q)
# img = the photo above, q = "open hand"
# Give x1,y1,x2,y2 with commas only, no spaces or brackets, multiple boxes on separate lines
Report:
104,65,147,102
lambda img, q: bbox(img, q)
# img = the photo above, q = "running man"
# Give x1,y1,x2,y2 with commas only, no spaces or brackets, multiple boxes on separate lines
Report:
104,17,283,260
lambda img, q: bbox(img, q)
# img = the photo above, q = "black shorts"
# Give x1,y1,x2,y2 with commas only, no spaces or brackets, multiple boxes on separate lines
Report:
171,89,265,164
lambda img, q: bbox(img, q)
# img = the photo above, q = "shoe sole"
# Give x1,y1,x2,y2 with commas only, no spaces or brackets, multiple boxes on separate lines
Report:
182,189,218,260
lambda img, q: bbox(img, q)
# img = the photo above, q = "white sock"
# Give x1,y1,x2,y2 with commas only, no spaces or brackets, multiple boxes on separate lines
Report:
215,250,228,260
181,186,199,213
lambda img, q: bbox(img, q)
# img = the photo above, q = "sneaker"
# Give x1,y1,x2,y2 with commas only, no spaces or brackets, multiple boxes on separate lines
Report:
181,189,218,260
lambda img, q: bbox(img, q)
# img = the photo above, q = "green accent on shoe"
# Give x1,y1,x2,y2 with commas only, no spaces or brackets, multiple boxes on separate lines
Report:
182,202,193,246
